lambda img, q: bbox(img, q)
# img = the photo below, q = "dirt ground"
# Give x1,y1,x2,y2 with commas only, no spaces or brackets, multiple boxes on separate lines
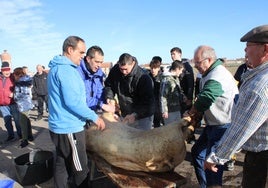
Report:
0,110,244,187
175,127,244,188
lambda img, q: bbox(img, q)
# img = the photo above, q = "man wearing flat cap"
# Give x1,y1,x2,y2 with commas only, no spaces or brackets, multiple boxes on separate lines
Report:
0,61,22,142
205,25,268,188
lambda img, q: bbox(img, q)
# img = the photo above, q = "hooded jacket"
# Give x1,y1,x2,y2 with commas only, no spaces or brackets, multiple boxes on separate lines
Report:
77,59,106,111
47,55,98,134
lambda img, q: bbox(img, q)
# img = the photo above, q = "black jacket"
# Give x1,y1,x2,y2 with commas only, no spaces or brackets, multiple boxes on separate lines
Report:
179,60,194,100
32,72,48,96
104,63,154,119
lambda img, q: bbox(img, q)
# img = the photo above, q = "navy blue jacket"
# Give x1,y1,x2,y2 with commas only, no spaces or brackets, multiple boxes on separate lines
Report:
77,59,106,111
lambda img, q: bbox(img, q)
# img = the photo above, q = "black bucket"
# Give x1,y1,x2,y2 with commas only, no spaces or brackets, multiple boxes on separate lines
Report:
14,150,54,186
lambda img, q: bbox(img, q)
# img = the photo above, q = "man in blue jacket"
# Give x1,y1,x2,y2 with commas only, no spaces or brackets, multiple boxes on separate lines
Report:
47,36,105,188
77,45,114,113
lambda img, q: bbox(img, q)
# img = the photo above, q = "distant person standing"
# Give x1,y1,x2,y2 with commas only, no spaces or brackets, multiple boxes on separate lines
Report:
170,47,195,143
0,62,21,141
13,67,34,148
47,36,106,188
160,60,185,125
104,53,155,130
22,66,30,76
170,47,194,113
149,56,163,128
77,46,114,113
233,57,253,88
32,64,48,120
194,72,202,97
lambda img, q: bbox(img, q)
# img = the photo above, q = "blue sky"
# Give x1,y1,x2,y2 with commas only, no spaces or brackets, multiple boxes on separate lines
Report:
0,0,267,72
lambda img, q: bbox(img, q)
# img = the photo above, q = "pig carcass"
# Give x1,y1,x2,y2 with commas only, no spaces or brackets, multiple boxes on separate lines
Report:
85,113,195,172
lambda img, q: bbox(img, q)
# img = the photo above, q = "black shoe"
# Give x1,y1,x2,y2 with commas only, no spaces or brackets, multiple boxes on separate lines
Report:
188,140,196,144
187,134,196,144
225,160,235,171
19,140,28,148
5,136,15,142
28,136,34,142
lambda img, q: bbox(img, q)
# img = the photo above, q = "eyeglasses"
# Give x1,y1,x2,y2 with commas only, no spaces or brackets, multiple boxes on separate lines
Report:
194,58,208,65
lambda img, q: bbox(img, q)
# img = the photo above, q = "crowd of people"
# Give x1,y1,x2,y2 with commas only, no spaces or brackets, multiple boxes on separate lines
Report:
0,24,267,187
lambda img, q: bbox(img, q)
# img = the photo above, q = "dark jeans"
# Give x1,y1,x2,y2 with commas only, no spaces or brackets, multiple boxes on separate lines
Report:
20,111,32,140
242,150,268,188
0,104,21,137
153,108,164,128
191,124,229,188
37,95,48,116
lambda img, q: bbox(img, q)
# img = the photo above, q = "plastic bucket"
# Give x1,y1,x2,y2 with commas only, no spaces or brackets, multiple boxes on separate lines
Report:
14,150,54,186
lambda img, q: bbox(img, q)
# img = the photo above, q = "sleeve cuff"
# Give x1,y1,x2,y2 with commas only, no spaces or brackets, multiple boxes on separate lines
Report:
206,152,228,165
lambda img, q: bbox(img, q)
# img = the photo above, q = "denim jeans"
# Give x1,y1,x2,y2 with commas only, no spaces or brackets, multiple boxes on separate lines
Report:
163,111,181,125
129,115,153,130
191,123,229,188
0,104,21,137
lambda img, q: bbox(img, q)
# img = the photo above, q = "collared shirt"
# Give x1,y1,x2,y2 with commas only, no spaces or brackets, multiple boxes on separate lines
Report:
207,62,268,163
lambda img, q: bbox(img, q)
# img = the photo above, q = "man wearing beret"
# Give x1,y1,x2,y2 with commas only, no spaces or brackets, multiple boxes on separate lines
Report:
205,25,268,188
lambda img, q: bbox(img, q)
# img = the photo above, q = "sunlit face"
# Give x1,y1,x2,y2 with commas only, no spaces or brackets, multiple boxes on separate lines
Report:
1,69,11,77
171,51,181,61
193,56,210,75
86,52,104,73
119,62,134,76
175,67,184,76
68,41,86,65
36,65,43,74
244,42,266,68
150,66,160,77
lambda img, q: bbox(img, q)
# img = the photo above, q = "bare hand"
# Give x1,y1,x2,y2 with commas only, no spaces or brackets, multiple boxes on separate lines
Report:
9,92,14,98
93,117,106,131
102,103,115,113
113,114,121,121
123,113,136,124
162,112,168,119
204,161,218,172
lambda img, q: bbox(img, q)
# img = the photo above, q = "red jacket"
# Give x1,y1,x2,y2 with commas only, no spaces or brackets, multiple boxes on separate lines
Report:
0,74,15,105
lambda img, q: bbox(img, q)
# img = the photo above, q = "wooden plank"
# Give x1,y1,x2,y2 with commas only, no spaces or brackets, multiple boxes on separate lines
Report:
92,156,187,188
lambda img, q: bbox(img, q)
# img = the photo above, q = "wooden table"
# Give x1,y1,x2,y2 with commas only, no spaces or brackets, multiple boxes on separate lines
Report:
91,156,187,188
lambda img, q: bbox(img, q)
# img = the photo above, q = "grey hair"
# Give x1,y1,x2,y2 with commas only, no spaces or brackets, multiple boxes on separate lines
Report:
195,45,217,60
